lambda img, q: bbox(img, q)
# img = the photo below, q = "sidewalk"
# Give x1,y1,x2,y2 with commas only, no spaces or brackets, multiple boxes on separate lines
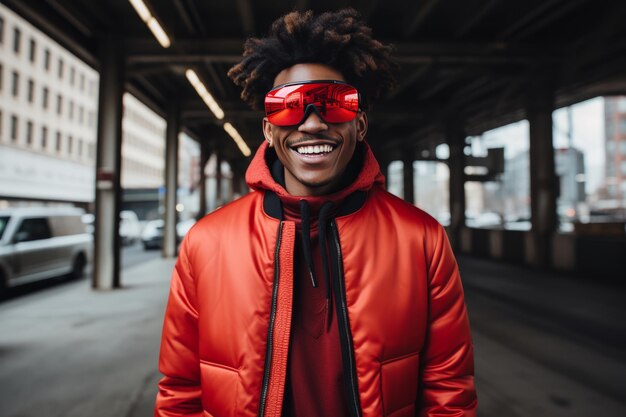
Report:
0,257,175,417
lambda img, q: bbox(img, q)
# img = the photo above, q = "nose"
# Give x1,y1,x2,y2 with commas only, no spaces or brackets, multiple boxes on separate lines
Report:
298,111,329,133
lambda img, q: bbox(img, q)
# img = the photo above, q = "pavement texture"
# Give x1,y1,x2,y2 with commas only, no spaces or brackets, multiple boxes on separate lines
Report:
1,255,625,417
0,257,173,417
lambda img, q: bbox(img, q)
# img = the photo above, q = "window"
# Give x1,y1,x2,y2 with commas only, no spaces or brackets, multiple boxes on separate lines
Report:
55,131,61,152
42,87,49,109
67,135,73,154
28,38,36,62
15,218,51,242
69,100,74,120
25,120,33,145
10,114,18,141
0,15,4,43
41,126,48,149
70,67,75,85
27,79,34,103
79,106,84,124
79,73,85,91
58,58,64,79
43,48,50,70
56,94,62,115
78,138,83,157
12,27,20,54
11,70,18,97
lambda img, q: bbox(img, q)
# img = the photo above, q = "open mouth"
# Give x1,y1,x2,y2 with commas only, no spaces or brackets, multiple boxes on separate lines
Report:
292,143,337,156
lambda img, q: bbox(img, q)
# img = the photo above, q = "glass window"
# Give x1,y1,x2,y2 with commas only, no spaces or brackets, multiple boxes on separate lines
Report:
465,121,530,230
78,138,83,157
15,218,51,242
56,94,62,115
42,87,49,109
414,161,450,225
55,131,62,152
12,27,20,54
11,70,18,97
26,120,33,145
41,126,48,149
0,216,9,240
68,135,73,154
69,100,74,120
387,161,404,198
79,73,85,91
28,38,36,62
553,97,613,229
44,48,50,70
27,79,34,103
10,114,17,141
58,58,63,79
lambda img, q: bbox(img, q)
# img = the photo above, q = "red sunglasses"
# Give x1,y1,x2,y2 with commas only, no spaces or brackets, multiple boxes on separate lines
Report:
265,80,360,126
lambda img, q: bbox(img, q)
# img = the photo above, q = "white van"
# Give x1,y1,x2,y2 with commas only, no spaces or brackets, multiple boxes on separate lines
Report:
0,207,92,291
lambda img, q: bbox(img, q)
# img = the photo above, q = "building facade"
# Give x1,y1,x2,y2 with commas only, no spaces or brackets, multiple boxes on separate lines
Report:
0,3,99,203
604,96,626,203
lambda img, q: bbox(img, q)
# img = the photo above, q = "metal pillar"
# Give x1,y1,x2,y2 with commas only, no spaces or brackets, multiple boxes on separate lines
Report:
162,104,180,258
197,142,209,219
403,153,415,204
448,120,466,251
527,69,558,268
93,34,124,290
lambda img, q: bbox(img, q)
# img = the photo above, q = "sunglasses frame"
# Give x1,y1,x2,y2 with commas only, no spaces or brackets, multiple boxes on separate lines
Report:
264,80,362,126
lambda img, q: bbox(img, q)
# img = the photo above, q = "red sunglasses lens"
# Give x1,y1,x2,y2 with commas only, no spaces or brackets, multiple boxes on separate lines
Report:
265,82,359,126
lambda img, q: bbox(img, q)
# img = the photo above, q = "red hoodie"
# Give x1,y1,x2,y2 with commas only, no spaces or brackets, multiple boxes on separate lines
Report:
246,141,384,417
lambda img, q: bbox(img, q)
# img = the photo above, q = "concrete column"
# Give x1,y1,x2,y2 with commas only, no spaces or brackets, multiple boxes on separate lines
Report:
526,69,557,268
93,34,124,290
197,142,209,219
448,120,466,251
162,104,180,258
403,153,415,204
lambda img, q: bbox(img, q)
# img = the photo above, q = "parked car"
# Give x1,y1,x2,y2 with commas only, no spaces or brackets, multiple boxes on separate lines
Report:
0,207,92,291
141,219,164,250
141,218,196,250
119,210,141,245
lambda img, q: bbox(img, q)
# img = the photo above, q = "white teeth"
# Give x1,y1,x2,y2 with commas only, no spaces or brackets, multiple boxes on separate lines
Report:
296,144,334,155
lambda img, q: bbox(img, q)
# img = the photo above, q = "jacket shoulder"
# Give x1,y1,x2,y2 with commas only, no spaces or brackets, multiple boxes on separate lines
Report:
368,187,442,230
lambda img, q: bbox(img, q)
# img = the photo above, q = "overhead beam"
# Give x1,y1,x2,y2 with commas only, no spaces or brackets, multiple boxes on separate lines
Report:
404,0,442,37
235,0,256,35
173,0,199,35
455,0,501,38
126,38,561,65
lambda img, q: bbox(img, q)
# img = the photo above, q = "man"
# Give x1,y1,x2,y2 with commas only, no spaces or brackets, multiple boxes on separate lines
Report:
155,8,476,417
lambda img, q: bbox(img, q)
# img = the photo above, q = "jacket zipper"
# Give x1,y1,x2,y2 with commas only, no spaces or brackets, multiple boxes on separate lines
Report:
258,221,283,417
330,220,362,417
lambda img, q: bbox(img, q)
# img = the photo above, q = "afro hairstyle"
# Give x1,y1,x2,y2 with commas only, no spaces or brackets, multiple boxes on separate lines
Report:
227,8,398,111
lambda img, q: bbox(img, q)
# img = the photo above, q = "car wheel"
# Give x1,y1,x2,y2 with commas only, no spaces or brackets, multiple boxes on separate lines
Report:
70,254,86,280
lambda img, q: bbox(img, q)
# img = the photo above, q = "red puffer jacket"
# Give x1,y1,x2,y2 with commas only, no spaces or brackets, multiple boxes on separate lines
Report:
155,143,477,417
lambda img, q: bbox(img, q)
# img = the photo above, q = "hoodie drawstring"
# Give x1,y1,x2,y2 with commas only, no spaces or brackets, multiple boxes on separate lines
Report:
299,199,336,331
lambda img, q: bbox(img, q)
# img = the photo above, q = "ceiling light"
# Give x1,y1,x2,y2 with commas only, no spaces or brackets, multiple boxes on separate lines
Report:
128,0,171,48
185,69,224,120
223,123,252,157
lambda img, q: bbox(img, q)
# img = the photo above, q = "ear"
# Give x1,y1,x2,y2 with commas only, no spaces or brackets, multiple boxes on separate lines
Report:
262,117,274,147
356,111,368,142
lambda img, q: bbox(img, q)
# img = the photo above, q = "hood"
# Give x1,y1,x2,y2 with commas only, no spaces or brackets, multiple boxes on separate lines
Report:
245,140,385,206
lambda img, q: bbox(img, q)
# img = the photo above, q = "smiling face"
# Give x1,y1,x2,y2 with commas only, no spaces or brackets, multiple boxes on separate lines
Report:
263,63,368,197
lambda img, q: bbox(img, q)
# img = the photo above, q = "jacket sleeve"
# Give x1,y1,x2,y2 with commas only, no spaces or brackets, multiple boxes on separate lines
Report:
418,224,477,416
155,235,203,417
